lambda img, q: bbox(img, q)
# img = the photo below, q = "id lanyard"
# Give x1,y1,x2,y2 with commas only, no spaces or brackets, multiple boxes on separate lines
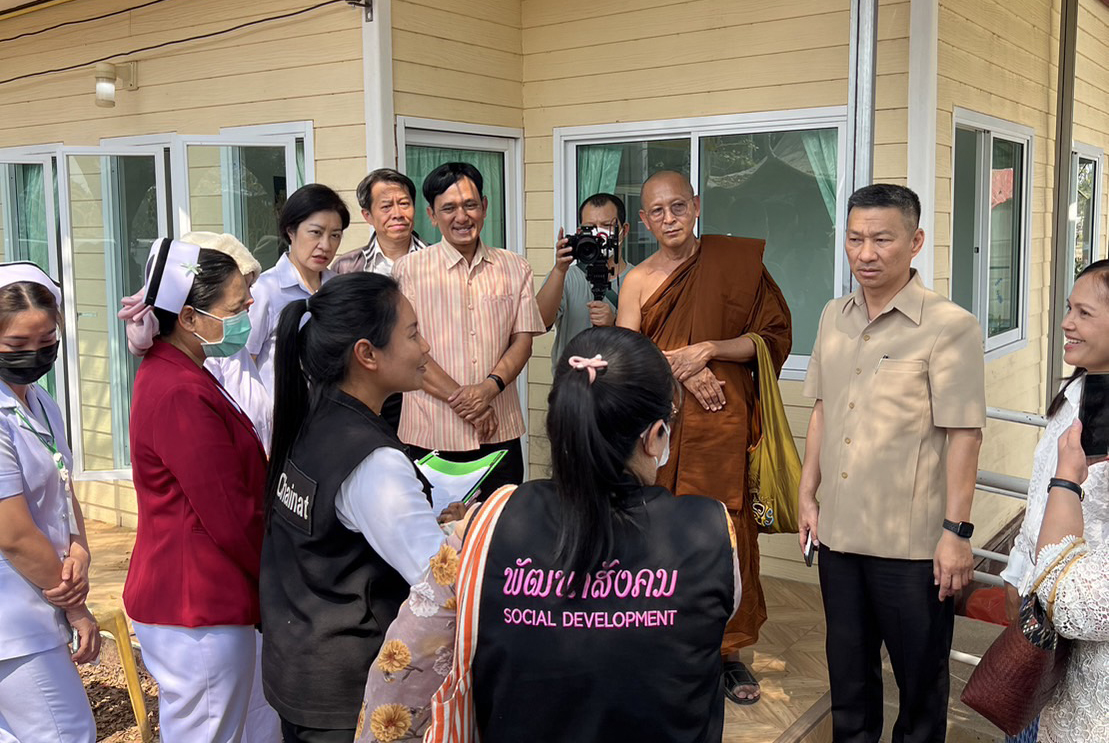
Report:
13,401,80,535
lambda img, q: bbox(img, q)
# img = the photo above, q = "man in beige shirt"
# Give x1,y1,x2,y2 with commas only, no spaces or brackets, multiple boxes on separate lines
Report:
798,184,985,742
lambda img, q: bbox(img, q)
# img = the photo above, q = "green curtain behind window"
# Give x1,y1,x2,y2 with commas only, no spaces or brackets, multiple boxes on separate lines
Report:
405,146,506,247
577,146,622,205
800,130,838,224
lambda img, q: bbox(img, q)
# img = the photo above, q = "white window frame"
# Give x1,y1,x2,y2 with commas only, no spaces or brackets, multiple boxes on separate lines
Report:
950,108,1034,359
0,149,69,436
56,146,169,481
4,123,312,480
396,117,530,475
396,117,525,254
1069,142,1103,285
553,107,850,381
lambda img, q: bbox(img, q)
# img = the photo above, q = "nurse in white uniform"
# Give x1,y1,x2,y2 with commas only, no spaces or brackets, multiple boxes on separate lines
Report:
247,184,348,394
0,263,100,742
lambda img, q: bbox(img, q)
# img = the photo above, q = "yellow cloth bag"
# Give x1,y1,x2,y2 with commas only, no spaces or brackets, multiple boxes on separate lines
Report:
744,333,801,535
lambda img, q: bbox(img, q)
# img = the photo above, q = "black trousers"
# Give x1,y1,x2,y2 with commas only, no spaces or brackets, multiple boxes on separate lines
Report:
280,718,355,743
818,546,955,743
407,437,524,502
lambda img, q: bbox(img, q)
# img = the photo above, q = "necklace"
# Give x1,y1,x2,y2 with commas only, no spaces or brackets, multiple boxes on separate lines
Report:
13,397,78,533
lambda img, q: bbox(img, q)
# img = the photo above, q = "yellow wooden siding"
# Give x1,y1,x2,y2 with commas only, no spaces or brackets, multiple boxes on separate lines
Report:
0,0,370,523
1075,0,1109,266
391,0,523,129
933,0,1104,538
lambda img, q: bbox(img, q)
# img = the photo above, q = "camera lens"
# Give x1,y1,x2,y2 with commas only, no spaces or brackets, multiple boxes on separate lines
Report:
574,235,600,263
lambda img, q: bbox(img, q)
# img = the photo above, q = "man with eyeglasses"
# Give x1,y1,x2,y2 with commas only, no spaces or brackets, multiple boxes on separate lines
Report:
536,192,635,376
617,170,792,706
392,162,544,498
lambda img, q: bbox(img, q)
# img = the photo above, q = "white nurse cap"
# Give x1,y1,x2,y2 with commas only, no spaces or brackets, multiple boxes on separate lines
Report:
0,261,62,306
142,238,202,313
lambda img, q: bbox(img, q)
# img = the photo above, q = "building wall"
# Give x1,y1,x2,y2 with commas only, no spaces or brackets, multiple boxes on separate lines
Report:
391,0,523,129
934,0,1076,541
0,0,370,525
1075,0,1109,263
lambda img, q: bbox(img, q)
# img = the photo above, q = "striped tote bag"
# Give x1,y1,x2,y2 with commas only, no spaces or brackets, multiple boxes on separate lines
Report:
424,484,517,743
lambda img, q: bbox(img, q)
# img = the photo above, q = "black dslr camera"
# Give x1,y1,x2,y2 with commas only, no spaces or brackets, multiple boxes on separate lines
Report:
565,225,618,301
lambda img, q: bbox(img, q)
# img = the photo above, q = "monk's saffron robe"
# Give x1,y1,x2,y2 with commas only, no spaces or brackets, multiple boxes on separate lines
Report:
640,235,792,651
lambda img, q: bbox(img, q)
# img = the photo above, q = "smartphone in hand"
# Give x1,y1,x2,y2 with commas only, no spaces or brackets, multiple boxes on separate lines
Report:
804,532,816,568
1079,372,1109,460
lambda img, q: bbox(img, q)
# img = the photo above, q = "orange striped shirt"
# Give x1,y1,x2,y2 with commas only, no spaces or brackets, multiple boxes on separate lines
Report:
393,240,544,451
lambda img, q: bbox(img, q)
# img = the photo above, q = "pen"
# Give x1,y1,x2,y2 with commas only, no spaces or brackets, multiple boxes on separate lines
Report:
874,354,889,374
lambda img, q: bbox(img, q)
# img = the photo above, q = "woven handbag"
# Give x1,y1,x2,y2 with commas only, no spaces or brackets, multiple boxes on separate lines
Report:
423,484,516,743
744,332,801,535
960,540,1084,735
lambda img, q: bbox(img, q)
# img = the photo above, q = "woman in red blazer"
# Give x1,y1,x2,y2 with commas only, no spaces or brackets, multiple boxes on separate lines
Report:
123,238,271,743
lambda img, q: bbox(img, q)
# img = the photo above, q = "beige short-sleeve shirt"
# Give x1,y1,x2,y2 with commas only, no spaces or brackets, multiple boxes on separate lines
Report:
803,272,986,559
394,240,544,452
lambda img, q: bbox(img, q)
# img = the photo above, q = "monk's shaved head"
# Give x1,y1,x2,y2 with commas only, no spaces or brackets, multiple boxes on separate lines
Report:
641,170,695,202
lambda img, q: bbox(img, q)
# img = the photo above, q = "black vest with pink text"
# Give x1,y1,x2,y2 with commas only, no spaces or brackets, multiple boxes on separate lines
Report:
472,480,735,743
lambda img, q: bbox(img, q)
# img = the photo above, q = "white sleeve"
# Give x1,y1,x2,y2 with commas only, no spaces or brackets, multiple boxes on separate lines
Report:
205,351,273,452
0,419,22,499
1033,540,1109,642
1001,520,1035,589
335,447,446,585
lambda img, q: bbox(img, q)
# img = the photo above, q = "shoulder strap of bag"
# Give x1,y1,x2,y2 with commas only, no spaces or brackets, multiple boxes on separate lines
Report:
743,332,783,440
1029,537,1086,596
1045,539,1087,623
425,484,517,741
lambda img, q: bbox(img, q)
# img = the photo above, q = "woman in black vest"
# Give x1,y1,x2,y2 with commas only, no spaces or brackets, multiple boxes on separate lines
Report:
471,326,741,743
260,273,450,743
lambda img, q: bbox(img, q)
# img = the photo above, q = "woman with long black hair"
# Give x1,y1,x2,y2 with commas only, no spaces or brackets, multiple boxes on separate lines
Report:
260,272,452,743
467,326,741,743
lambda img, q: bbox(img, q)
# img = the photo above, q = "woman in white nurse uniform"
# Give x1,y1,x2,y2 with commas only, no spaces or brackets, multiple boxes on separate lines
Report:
0,262,100,742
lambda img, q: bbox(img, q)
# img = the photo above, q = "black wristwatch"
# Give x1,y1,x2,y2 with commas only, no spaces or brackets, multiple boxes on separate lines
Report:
942,519,974,539
1048,477,1085,502
486,373,506,392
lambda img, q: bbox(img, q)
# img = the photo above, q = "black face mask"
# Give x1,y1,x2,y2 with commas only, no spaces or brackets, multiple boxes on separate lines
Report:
0,341,59,386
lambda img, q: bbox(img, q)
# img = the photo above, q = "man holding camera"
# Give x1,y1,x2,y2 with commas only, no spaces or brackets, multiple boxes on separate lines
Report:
618,170,792,705
537,193,634,374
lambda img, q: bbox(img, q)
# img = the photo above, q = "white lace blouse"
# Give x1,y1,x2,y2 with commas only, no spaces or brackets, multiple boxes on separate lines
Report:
1005,376,1109,743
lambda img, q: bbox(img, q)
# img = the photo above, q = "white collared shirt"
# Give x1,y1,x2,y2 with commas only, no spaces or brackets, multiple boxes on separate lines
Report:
204,348,272,454
364,233,427,277
246,253,335,394
0,381,73,660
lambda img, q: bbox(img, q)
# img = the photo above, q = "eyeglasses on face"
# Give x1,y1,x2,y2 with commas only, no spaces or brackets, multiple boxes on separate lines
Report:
646,199,691,223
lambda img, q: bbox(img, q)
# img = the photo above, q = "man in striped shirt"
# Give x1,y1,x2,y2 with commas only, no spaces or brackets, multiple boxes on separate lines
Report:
331,168,428,277
332,168,428,431
393,162,544,497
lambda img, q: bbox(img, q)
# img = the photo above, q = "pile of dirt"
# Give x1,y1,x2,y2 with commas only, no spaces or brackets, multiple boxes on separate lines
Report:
79,639,160,742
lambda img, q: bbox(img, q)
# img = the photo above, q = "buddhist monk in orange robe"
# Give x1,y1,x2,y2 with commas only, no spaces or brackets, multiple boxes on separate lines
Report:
617,171,792,705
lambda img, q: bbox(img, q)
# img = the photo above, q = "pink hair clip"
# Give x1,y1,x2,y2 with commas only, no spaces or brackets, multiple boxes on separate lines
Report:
568,354,608,384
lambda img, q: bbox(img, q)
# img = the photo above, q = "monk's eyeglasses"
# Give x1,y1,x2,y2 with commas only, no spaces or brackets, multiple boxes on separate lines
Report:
646,199,691,223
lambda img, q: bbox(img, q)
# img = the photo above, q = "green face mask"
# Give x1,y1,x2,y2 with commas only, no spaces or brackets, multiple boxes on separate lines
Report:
192,307,252,358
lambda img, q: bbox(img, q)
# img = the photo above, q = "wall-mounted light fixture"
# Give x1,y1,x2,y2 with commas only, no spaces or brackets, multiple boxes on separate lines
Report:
94,62,137,108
